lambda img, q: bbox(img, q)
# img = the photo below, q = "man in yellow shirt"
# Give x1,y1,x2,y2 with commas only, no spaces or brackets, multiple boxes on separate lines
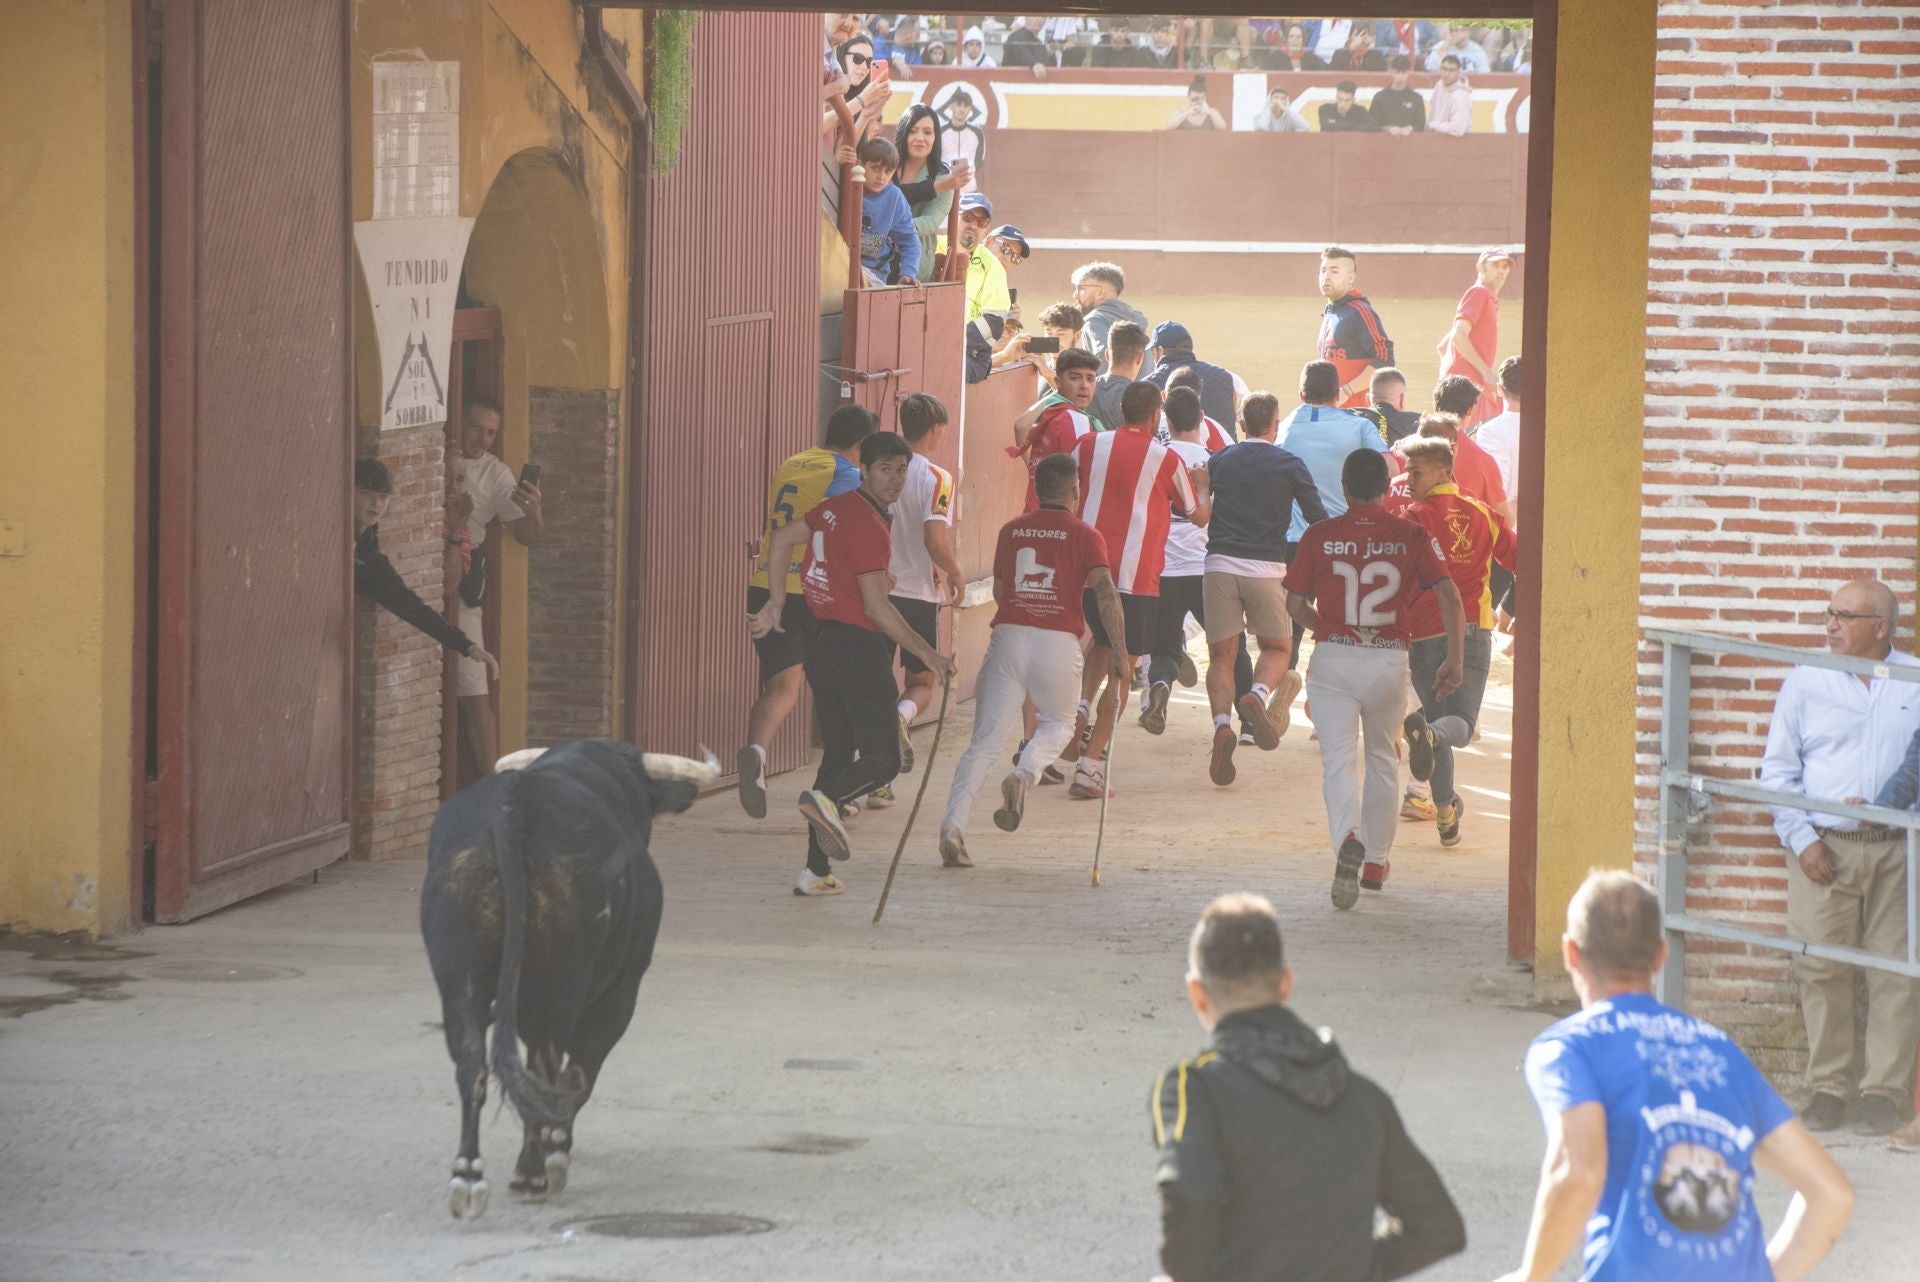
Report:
935,192,1011,321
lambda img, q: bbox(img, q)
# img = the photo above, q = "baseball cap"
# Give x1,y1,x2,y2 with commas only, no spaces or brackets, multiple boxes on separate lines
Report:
988,225,1030,258
1477,247,1514,266
1151,320,1192,350
957,192,993,219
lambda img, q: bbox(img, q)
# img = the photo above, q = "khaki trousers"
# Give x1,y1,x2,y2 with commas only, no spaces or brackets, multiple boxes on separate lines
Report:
1786,830,1920,1099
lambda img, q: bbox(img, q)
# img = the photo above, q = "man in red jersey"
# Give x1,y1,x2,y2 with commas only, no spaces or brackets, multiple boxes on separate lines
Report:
1436,248,1512,429
1012,347,1102,511
937,453,1128,868
1316,247,1396,411
751,432,955,898
1285,448,1463,910
1065,380,1208,799
1413,391,1511,526
1390,431,1515,851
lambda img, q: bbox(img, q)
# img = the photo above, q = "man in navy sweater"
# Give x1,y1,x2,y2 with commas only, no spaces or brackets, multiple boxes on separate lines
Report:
1201,393,1327,786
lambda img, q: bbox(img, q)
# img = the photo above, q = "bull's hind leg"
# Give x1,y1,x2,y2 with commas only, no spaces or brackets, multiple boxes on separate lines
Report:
509,1045,582,1198
442,993,491,1220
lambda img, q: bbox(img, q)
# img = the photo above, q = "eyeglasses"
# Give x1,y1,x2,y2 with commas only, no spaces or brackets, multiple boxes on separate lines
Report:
1825,609,1883,624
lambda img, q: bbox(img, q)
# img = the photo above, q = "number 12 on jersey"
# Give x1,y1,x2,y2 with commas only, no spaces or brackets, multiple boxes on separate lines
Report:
1329,560,1402,627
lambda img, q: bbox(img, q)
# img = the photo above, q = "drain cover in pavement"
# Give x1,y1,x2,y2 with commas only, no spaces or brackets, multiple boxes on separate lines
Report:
569,1212,775,1239
140,961,302,983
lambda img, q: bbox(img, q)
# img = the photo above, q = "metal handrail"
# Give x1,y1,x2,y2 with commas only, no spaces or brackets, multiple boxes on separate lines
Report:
1652,629,1920,1009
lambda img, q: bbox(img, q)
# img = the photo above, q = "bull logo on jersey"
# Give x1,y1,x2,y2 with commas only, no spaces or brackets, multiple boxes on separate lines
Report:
932,481,953,518
1013,547,1055,594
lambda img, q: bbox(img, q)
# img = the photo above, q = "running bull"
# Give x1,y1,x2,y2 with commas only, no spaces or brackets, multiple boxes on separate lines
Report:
421,737,718,1219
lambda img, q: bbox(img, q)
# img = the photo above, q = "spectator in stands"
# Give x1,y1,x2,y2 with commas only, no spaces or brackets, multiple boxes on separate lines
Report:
1092,320,1148,431
1147,321,1238,429
923,39,951,68
944,192,1010,321
988,223,1030,277
833,33,889,142
1370,56,1427,134
1272,23,1327,72
892,105,969,283
957,25,992,68
856,136,918,286
1096,16,1152,69
1426,24,1491,73
1419,393,1510,524
1252,84,1309,132
1017,302,1086,393
940,92,984,193
865,15,894,63
1310,18,1354,65
1144,18,1179,69
1030,17,1095,70
1001,16,1045,67
1167,77,1227,131
1072,261,1155,379
1428,56,1474,136
1319,81,1377,133
1761,578,1920,1137
890,19,924,68
353,459,498,677
1330,25,1389,72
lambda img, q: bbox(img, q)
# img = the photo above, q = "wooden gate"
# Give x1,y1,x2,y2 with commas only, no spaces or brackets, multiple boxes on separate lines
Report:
150,0,353,921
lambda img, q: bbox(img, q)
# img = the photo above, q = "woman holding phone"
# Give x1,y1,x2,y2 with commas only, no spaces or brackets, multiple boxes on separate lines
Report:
891,104,970,282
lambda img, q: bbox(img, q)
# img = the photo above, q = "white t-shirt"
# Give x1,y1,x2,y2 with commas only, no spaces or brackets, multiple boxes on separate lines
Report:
1474,409,1520,504
940,127,981,194
457,452,525,546
887,451,956,603
1161,439,1212,578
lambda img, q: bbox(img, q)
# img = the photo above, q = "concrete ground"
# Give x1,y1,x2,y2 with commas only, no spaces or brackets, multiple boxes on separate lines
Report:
2,654,1915,1281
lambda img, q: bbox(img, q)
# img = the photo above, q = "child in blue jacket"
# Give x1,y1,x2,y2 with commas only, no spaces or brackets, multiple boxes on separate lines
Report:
856,136,919,285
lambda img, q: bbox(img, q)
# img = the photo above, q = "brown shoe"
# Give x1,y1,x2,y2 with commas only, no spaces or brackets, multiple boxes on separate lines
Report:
1238,692,1280,750
1209,724,1237,786
1887,1114,1920,1152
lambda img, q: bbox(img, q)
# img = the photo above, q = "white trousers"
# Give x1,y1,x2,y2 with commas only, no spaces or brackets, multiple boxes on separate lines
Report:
942,624,1085,835
1306,643,1409,864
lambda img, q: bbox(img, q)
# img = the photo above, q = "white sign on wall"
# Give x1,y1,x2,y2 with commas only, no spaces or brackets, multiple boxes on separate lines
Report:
357,60,468,431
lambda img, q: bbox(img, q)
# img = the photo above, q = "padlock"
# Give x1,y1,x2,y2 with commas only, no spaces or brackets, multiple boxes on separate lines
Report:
840,381,854,400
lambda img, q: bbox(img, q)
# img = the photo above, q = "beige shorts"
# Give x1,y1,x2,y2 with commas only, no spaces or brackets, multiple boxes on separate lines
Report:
1203,572,1291,645
457,603,491,697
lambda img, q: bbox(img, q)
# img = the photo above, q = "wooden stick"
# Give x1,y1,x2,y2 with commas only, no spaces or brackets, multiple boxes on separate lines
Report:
872,672,955,925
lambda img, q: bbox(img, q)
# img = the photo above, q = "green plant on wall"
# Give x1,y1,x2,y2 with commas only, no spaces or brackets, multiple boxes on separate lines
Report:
649,10,699,175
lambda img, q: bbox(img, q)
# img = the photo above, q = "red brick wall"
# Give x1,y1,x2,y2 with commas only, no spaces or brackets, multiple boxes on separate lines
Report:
526,387,621,747
1638,2,1920,1076
354,422,449,862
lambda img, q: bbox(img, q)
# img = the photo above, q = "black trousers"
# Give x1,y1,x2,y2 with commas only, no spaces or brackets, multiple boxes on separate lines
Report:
804,620,902,874
1148,574,1253,704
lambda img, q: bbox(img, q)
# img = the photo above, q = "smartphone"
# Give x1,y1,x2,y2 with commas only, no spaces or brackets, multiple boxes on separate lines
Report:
1024,336,1061,354
1008,286,1019,304
519,462,541,488
871,57,891,88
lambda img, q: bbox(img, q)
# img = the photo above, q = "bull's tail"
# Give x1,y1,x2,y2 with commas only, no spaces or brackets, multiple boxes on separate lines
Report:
489,770,583,1127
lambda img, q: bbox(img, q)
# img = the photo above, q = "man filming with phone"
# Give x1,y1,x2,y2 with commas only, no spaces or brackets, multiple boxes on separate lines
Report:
447,396,545,785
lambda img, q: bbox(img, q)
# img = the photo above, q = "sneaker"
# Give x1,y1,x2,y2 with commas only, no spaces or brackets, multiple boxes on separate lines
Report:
798,789,851,862
793,869,845,897
992,772,1027,832
1403,712,1437,782
1400,792,1438,823
1175,651,1199,688
938,829,974,868
1130,666,1145,691
1068,764,1108,800
1887,1114,1920,1152
1040,763,1067,785
1140,683,1170,735
1854,1093,1905,1137
1331,833,1365,911
1275,670,1303,718
1237,692,1280,750
1801,1092,1848,1132
866,784,896,811
736,746,767,819
1361,860,1391,892
1238,727,1256,747
839,800,861,820
1209,724,1238,786
897,713,915,774
1437,798,1463,848
1011,737,1029,767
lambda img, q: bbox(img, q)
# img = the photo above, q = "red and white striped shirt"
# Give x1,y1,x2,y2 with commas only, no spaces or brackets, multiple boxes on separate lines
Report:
1073,426,1198,597
1157,412,1234,454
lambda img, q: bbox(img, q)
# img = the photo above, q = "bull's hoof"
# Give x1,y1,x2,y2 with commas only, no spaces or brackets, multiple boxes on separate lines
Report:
509,1172,549,1199
449,1159,489,1220
544,1148,570,1197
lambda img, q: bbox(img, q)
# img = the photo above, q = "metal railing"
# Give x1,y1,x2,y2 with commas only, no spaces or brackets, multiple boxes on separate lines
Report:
1651,627,1920,1007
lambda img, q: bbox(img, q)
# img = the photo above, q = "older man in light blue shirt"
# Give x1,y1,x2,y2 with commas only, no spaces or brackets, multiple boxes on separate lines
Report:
1759,577,1920,1136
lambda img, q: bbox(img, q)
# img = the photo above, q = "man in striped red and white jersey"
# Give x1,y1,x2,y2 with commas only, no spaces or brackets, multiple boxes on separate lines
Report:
1065,379,1209,799
1011,348,1102,511
1156,363,1236,453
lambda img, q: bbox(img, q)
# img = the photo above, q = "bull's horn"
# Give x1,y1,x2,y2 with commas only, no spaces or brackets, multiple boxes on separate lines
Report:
641,747,722,784
494,748,547,773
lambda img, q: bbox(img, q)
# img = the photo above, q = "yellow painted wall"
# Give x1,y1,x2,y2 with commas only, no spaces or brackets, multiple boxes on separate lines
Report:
0,1,136,935
350,0,635,751
1529,0,1657,981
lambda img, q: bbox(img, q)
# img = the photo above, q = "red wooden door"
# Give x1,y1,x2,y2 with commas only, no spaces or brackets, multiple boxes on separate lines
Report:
151,0,353,921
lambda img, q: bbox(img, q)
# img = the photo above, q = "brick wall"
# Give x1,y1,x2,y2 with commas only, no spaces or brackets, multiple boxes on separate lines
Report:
1638,2,1920,1076
354,422,450,861
526,387,622,746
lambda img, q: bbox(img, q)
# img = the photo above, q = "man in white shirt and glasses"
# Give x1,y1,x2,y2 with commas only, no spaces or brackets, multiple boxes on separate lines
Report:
1758,578,1920,1137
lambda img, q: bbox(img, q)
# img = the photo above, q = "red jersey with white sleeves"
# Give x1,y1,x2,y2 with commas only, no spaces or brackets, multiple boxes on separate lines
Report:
1388,484,1517,637
801,489,893,631
990,505,1110,635
1021,399,1096,511
1282,503,1450,649
1155,413,1234,454
1073,426,1198,597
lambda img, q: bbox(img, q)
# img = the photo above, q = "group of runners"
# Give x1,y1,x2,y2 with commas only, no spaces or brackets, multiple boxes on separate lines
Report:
736,245,1518,904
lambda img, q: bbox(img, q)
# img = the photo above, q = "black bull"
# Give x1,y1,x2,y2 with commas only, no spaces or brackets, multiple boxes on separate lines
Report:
420,737,717,1220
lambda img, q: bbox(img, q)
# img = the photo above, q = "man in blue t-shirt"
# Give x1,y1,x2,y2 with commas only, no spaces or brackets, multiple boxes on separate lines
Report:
1499,871,1854,1282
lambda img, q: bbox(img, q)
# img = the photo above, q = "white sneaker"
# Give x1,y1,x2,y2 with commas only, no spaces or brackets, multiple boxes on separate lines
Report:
939,829,974,868
794,869,845,897
798,789,851,861
993,772,1028,832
